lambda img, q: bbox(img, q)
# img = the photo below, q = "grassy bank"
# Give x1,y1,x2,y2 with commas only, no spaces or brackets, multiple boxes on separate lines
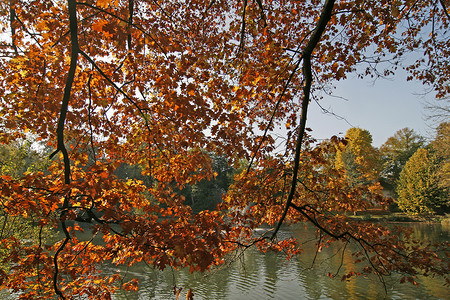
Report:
348,211,450,224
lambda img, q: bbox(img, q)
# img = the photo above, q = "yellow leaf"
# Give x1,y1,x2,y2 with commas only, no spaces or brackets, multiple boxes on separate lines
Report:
92,19,108,32
97,0,113,8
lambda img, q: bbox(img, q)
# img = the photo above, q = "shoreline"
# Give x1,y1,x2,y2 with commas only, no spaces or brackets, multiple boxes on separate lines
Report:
348,211,450,225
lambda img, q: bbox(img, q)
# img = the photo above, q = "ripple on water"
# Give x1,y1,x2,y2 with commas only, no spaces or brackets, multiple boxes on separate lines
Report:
106,224,448,300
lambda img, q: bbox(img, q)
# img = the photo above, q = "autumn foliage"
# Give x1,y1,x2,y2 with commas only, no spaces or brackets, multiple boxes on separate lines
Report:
0,0,449,298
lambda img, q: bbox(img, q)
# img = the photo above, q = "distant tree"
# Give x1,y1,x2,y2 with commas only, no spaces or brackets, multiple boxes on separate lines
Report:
114,163,154,187
0,141,54,272
397,148,447,216
0,140,49,178
379,128,425,191
429,122,450,199
182,154,235,212
335,128,381,187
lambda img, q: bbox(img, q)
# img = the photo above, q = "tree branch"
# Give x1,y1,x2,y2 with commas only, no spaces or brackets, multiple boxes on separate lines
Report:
439,0,450,19
246,31,313,173
271,0,336,240
9,0,18,56
51,0,79,298
127,0,133,50
87,73,96,163
246,57,302,173
255,0,267,27
79,50,169,162
238,0,248,54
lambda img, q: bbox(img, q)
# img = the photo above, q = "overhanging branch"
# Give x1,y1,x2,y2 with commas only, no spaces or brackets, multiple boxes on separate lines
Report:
439,0,450,19
271,0,336,240
51,0,79,298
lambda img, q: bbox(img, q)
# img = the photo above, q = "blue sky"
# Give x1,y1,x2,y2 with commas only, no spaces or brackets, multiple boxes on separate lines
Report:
307,70,437,147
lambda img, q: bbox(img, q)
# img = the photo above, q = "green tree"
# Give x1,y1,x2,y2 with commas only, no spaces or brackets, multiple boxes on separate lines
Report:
0,141,54,272
335,128,381,187
429,122,450,203
0,140,49,178
397,148,447,216
182,154,235,212
379,128,425,191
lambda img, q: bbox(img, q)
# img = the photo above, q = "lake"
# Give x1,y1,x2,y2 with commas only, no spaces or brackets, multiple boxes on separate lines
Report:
1,222,447,299
106,222,449,300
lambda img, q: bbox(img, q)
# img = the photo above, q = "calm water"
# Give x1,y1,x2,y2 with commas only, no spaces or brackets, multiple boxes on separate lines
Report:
1,223,447,299
107,223,449,300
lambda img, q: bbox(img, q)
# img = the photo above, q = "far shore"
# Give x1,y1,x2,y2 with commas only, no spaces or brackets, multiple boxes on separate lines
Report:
348,210,450,225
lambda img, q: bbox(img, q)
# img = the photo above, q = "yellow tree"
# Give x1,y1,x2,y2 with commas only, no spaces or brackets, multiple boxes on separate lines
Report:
397,148,447,215
397,123,449,216
0,0,448,298
430,122,450,191
336,128,381,187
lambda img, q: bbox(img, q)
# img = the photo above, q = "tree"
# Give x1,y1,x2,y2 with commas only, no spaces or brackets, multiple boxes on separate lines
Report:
379,128,425,191
0,0,449,298
0,141,54,274
181,153,235,212
429,122,450,201
397,148,447,215
335,128,381,187
0,139,50,178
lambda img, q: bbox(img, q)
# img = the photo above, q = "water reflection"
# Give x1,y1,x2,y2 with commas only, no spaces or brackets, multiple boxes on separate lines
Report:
2,223,446,299
111,222,448,300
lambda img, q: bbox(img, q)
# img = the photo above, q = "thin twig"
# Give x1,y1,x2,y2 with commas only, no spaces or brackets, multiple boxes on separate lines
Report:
87,72,97,163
